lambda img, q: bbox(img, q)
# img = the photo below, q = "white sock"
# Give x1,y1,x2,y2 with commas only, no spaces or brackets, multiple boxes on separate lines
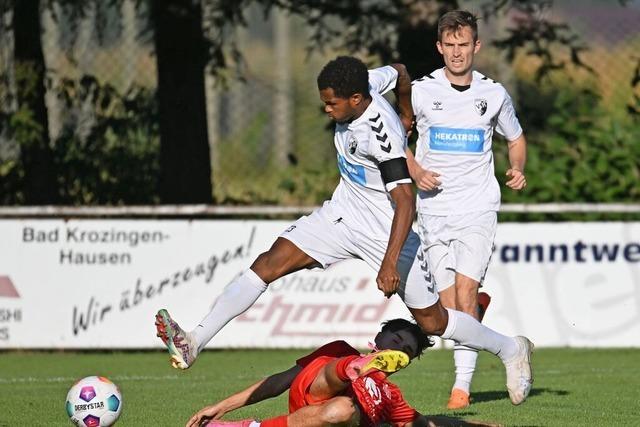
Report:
441,308,518,362
191,269,268,352
452,345,478,393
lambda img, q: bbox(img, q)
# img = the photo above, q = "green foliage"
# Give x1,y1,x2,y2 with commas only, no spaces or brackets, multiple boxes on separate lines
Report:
0,63,47,204
494,78,640,220
213,111,337,205
53,76,161,204
0,71,160,205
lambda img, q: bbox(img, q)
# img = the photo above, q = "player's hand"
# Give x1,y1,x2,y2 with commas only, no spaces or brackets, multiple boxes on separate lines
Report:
376,261,400,298
414,167,441,191
186,403,228,427
400,114,416,138
505,168,526,190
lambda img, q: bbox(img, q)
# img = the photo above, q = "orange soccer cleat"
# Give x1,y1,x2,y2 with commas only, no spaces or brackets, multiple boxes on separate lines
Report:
447,388,471,410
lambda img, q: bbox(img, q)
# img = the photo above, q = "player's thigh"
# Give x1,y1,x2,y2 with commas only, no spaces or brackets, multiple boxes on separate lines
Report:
397,231,439,309
289,356,335,412
417,213,456,292
451,211,496,284
350,229,440,309
251,237,319,282
278,204,353,270
318,396,360,426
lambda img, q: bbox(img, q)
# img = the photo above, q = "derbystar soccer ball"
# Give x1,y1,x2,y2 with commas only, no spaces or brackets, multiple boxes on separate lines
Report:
65,376,122,426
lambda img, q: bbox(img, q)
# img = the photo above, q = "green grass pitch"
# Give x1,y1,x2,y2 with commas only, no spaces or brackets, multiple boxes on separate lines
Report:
1,348,639,426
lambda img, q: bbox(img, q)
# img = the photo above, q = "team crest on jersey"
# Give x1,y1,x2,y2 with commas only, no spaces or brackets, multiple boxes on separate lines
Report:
348,136,358,154
432,100,443,110
474,98,488,116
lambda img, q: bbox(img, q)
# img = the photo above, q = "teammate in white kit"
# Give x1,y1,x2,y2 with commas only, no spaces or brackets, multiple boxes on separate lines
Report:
404,10,529,409
155,56,533,406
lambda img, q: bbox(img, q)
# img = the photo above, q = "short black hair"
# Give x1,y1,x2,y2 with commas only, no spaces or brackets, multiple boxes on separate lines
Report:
381,318,434,357
317,56,370,99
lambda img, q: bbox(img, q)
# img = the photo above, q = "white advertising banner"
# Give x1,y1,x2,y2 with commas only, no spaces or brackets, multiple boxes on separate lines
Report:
0,220,638,349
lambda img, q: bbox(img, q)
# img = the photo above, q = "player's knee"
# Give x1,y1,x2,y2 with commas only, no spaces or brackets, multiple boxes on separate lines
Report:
320,397,359,426
456,297,478,317
438,286,456,309
251,250,289,283
455,288,479,317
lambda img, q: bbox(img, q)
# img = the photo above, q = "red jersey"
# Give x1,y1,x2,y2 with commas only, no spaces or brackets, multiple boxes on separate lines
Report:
293,341,419,427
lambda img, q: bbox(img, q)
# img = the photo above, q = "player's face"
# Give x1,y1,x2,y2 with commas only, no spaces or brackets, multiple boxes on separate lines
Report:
437,26,481,78
319,88,361,124
374,328,420,360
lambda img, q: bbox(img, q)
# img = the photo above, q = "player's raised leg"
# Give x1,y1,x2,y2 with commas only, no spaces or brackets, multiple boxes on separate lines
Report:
156,237,318,369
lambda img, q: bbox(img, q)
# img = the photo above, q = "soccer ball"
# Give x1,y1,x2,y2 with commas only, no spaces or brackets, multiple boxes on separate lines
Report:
65,376,122,426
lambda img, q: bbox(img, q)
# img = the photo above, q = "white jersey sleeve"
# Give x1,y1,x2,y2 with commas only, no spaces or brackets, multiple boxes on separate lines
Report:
496,92,523,141
368,66,398,96
364,105,410,192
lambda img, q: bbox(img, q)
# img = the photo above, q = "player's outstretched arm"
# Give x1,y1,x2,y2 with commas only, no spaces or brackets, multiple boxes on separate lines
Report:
186,365,301,427
378,182,415,298
505,134,527,190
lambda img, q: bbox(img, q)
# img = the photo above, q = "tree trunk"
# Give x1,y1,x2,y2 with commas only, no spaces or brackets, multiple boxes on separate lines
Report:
13,0,57,204
152,0,212,203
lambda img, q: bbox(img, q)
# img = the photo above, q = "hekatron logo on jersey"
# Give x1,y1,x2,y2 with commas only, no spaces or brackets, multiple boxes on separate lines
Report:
337,153,366,185
429,127,484,153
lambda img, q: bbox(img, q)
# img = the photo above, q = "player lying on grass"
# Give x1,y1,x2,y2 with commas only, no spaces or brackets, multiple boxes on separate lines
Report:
186,319,498,427
157,55,533,406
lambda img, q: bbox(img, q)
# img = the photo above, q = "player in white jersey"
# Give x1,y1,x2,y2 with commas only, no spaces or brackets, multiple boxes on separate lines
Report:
404,11,529,409
155,56,533,406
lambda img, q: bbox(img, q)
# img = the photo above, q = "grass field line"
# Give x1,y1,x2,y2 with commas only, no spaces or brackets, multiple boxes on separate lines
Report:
0,374,206,384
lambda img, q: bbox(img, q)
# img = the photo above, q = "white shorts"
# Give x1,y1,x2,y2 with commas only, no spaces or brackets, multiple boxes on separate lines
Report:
280,202,438,309
417,211,496,291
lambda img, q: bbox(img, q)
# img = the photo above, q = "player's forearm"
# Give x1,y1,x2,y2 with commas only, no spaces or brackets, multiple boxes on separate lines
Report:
390,63,414,126
384,185,416,264
246,366,299,404
507,134,527,172
404,148,422,181
214,377,269,414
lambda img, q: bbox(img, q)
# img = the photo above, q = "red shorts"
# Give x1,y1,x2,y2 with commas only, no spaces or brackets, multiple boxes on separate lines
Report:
288,355,339,412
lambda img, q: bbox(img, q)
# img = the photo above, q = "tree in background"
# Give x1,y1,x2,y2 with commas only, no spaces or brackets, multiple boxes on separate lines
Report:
9,0,57,204
0,0,637,206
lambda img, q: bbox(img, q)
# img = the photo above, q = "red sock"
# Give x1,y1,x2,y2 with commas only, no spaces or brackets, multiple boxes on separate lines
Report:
335,355,360,382
261,415,288,427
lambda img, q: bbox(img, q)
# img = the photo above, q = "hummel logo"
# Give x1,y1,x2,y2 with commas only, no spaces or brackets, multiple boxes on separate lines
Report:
432,101,443,110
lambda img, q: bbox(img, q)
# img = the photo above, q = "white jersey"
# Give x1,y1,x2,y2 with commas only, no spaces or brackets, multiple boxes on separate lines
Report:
412,68,523,215
329,66,411,240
